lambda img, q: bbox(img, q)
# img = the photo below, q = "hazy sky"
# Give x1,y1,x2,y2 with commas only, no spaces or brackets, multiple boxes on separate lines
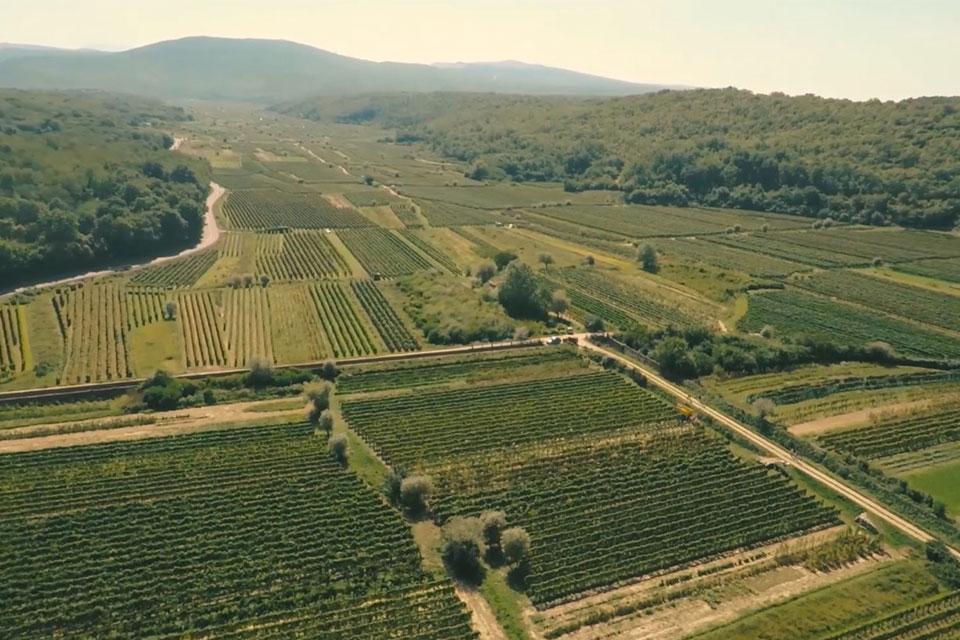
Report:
4,0,958,100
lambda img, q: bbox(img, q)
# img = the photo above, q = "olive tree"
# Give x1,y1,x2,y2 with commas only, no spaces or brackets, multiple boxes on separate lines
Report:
501,527,531,565
329,433,348,463
400,475,433,515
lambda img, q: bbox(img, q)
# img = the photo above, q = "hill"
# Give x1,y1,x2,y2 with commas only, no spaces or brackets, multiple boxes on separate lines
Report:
278,89,960,229
0,90,209,288
0,37,666,102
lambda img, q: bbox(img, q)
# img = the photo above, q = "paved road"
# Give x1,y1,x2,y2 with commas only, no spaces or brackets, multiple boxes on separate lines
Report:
578,338,960,559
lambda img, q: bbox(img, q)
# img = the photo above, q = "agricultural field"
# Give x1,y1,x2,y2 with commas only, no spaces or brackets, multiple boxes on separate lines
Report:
129,250,219,288
0,423,478,639
415,199,500,226
254,230,351,280
824,589,960,640
222,189,371,229
740,288,960,360
338,227,434,276
177,290,228,369
894,257,960,284
397,229,461,273
0,305,28,380
53,283,133,384
795,269,960,333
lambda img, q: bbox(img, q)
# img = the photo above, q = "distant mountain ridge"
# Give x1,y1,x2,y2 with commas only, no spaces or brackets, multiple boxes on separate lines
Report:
0,36,672,102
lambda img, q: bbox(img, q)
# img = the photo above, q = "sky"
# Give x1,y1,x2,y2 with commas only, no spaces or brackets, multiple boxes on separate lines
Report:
3,0,958,100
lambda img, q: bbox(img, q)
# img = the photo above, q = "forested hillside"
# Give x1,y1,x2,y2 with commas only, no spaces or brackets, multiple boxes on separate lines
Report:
0,90,208,287
280,89,960,229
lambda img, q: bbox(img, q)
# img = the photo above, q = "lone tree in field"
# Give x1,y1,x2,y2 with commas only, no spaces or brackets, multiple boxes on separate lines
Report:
753,398,777,433
498,263,549,319
259,274,270,288
549,290,569,321
639,244,659,273
538,253,555,271
582,254,595,266
475,262,496,284
383,470,404,505
329,433,348,464
400,475,433,515
441,516,486,583
502,527,532,565
164,300,178,321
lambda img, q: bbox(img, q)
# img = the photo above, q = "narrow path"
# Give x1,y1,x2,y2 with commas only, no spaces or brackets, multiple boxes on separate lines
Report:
579,338,960,560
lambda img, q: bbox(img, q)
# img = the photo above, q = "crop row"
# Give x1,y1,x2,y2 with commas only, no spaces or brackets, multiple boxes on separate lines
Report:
54,283,132,384
894,257,960,284
224,286,274,367
256,230,350,280
429,428,837,605
0,305,26,377
398,229,459,273
748,369,960,405
0,423,476,639
552,267,698,328
818,405,960,460
222,189,370,229
824,590,960,640
796,270,960,334
342,370,676,468
337,347,580,394
390,201,422,226
268,284,330,362
125,288,168,329
130,250,218,288
417,200,495,226
351,280,419,352
178,290,228,368
338,228,433,277
450,226,501,257
740,289,960,359
308,283,379,358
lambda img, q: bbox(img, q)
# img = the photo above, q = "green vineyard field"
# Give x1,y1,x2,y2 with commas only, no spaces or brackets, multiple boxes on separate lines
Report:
824,590,960,640
398,229,459,273
223,189,371,229
338,228,433,277
0,305,27,378
130,250,218,288
53,283,132,384
255,230,350,280
0,423,478,639
818,402,960,460
351,280,419,352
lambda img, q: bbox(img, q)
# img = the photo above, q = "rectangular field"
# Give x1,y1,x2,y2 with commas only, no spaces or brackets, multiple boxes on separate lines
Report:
222,189,371,229
337,228,434,277
53,283,133,384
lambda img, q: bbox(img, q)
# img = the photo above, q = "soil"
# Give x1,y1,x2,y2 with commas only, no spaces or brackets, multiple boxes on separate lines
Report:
789,399,930,436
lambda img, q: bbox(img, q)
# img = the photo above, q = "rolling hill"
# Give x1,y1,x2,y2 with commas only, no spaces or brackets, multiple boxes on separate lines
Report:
0,37,670,102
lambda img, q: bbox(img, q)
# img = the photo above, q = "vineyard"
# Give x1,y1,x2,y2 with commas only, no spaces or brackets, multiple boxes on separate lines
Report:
818,402,960,460
796,270,960,333
0,305,27,378
0,423,478,639
223,286,274,367
337,347,580,394
746,369,960,406
129,250,218,287
824,590,960,640
390,202,422,226
894,257,960,284
450,226,502,257
430,428,838,605
125,288,168,329
177,290,228,368
417,200,496,226
53,283,133,384
342,370,676,468
398,229,460,273
548,267,704,329
338,228,433,277
222,189,371,229
740,289,960,359
351,281,419,352
654,237,804,277
255,230,350,280
308,283,380,357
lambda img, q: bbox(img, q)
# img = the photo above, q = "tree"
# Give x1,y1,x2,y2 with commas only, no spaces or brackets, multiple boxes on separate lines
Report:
584,315,605,332
753,398,777,434
383,471,403,505
140,369,184,411
441,516,485,582
329,433,348,463
549,290,569,320
245,358,274,387
259,274,270,288
498,263,549,319
400,475,433,514
480,510,508,548
314,409,334,436
538,253,554,271
319,361,339,381
501,527,531,565
475,262,496,284
164,300,178,321
493,251,518,271
582,254,595,266
304,382,331,425
639,244,659,273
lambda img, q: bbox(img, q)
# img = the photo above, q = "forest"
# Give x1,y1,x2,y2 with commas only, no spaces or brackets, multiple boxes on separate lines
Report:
280,89,960,229
0,90,209,288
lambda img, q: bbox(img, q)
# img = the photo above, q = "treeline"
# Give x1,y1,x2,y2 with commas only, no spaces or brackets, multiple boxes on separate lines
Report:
280,89,960,229
0,90,209,288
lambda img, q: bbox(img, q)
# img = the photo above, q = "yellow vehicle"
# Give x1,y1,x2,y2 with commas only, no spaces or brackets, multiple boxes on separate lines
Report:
677,404,697,421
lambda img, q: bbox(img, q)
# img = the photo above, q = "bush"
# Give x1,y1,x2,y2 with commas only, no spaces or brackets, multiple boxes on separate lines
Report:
318,361,339,381
329,433,348,463
400,475,433,514
493,251,518,271
501,527,531,565
498,263,549,319
245,358,274,387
